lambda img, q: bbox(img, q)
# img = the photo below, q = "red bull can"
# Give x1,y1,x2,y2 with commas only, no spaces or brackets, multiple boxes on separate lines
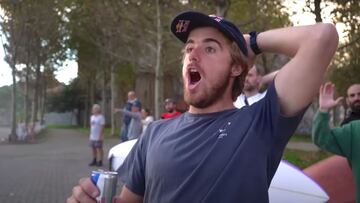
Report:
91,170,118,203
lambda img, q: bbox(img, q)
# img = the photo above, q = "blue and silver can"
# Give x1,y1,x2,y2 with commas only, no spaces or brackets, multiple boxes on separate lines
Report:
91,170,118,203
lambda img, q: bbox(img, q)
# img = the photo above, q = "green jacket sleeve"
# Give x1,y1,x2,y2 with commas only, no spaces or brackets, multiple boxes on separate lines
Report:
312,111,353,158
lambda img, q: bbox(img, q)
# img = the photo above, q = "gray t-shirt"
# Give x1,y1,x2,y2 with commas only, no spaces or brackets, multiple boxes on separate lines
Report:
119,82,305,202
119,110,142,140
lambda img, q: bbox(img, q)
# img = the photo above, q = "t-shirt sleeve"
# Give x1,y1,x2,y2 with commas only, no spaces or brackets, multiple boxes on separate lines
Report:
259,81,306,143
118,133,147,196
253,81,307,175
312,111,353,157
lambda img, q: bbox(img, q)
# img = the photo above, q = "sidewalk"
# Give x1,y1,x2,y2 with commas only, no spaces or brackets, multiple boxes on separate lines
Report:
286,141,320,151
0,128,119,203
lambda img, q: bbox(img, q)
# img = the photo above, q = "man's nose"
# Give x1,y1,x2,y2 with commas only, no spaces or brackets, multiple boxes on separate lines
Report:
189,47,200,62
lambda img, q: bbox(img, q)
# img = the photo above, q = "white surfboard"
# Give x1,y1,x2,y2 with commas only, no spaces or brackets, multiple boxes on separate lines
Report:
108,139,138,171
108,140,329,202
269,160,329,203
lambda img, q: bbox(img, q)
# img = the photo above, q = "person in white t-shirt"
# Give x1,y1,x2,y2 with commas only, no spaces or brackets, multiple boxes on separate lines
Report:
88,104,105,167
234,65,278,108
141,108,154,134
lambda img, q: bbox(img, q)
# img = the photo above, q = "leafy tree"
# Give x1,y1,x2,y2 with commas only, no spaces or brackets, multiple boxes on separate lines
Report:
46,78,84,113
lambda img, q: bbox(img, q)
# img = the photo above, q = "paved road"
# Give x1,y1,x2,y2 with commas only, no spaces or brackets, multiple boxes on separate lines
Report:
0,128,119,203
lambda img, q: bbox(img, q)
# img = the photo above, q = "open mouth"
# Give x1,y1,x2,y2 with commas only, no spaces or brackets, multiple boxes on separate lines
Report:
189,69,201,85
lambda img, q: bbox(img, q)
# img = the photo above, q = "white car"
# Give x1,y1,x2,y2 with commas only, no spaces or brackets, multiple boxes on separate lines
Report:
108,139,329,203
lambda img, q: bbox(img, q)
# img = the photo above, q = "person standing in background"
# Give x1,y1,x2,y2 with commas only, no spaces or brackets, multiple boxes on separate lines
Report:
234,65,278,108
341,83,360,125
120,91,142,142
88,104,105,167
141,108,154,133
116,102,143,141
161,98,182,119
312,82,360,202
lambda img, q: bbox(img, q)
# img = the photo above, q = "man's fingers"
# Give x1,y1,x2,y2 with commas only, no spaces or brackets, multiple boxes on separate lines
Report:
79,177,99,198
71,185,96,203
66,196,78,203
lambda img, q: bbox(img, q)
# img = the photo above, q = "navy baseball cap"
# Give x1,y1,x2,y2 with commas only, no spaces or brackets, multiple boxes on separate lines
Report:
171,11,248,57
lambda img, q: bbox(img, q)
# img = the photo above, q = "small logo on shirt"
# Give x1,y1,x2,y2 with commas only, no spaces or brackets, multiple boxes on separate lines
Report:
217,122,231,139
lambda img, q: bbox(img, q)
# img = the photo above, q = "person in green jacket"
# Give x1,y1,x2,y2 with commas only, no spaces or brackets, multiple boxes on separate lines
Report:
312,82,360,202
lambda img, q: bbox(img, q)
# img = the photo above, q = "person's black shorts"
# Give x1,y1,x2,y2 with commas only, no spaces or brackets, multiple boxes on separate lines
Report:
89,140,103,148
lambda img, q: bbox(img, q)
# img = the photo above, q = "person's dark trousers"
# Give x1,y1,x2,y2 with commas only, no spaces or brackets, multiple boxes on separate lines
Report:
121,124,129,142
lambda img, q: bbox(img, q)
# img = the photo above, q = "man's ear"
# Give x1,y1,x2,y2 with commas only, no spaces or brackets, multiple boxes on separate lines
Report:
346,97,350,106
231,64,242,77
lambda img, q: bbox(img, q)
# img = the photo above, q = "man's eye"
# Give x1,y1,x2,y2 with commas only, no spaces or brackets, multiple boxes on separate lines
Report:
205,47,216,53
185,47,193,53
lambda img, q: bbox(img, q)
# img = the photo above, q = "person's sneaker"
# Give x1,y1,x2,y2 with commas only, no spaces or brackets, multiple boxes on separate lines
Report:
96,160,103,167
89,159,97,166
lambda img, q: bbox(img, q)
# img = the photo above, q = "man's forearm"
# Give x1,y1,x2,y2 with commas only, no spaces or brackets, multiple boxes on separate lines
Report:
257,23,338,58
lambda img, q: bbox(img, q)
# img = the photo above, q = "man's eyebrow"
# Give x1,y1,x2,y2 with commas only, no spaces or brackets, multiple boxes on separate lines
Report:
185,38,223,49
203,38,223,49
185,39,194,45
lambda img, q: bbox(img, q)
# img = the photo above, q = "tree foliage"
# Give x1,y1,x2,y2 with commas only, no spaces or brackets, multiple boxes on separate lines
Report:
303,0,360,95
330,0,360,95
46,78,84,112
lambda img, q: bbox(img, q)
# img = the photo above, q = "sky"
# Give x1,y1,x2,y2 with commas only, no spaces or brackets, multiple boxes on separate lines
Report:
0,1,346,88
0,45,78,87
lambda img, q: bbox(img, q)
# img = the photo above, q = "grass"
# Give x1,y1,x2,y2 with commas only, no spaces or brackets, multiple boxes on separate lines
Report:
77,127,119,139
283,149,333,169
285,133,332,169
46,124,80,129
289,133,313,142
46,125,119,139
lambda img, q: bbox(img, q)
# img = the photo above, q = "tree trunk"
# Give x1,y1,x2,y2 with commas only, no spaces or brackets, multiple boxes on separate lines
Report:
110,64,117,136
8,8,18,142
83,95,89,128
40,74,47,125
24,63,30,136
314,0,322,22
215,0,230,17
30,60,41,137
9,63,17,142
83,79,92,128
154,0,163,119
101,67,107,120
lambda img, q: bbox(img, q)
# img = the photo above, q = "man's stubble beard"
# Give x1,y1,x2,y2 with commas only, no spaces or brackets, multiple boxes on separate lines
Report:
183,71,232,109
350,100,360,113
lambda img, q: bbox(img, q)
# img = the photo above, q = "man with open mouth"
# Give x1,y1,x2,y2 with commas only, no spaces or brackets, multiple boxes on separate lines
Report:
68,10,339,203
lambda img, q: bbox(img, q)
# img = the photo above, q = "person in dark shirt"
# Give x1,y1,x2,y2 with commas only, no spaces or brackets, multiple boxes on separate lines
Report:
68,11,338,203
341,83,360,125
120,91,142,142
